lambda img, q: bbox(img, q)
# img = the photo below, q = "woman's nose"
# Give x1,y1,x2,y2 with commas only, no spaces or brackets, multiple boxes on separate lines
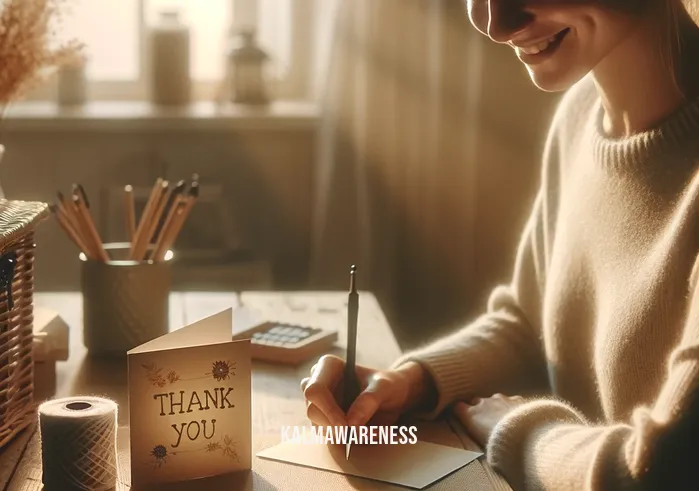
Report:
469,0,532,43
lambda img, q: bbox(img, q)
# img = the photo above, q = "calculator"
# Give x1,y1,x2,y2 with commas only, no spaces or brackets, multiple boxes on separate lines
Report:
232,316,339,365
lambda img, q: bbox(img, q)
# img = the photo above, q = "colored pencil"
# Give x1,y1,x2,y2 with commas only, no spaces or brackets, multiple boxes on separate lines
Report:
124,184,136,243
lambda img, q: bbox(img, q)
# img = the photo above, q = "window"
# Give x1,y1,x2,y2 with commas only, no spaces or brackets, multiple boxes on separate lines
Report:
33,0,312,101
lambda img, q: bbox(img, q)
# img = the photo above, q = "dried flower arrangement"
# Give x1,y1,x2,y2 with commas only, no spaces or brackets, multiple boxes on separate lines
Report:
0,0,83,110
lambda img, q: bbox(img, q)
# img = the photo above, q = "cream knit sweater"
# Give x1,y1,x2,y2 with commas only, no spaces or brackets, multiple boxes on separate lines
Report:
395,75,699,490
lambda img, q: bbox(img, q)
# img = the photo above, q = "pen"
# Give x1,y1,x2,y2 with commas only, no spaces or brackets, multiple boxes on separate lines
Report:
343,264,360,460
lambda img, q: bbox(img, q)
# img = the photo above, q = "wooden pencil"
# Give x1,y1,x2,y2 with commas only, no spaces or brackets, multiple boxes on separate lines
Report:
50,204,92,258
130,178,166,260
73,183,90,208
153,182,199,261
56,204,86,248
57,191,82,235
124,185,136,243
152,199,187,261
73,194,109,262
144,180,187,261
67,195,99,259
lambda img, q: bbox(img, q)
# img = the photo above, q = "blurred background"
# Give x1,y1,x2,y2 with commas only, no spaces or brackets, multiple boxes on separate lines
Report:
1,0,560,349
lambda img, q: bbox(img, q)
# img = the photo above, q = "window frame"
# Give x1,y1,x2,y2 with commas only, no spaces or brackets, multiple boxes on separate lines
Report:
23,0,315,102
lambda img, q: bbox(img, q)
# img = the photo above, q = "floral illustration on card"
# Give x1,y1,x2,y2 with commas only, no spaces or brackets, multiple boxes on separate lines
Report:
150,435,239,468
150,444,169,467
144,360,237,387
142,363,180,388
207,360,235,382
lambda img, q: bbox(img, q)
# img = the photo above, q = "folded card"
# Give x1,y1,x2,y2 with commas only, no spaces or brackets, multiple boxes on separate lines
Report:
127,308,251,488
257,439,482,489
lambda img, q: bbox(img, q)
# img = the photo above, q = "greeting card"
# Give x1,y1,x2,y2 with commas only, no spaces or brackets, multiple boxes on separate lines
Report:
127,308,251,488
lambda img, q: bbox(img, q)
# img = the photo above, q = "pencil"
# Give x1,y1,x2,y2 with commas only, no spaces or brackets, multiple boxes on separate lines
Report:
50,204,91,257
56,204,85,248
124,185,136,243
138,186,172,260
73,194,109,262
67,194,98,259
130,177,163,256
73,183,90,208
152,182,199,261
130,178,167,260
144,180,186,260
57,191,82,235
151,199,187,261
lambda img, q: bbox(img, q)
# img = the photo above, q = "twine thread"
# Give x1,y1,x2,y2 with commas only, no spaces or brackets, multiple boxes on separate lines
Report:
39,396,119,491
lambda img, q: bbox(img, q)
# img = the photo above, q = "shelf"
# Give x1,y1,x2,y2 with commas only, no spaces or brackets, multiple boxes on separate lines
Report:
3,100,320,133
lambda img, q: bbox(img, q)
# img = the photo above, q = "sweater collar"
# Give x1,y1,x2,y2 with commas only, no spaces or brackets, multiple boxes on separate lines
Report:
591,95,699,168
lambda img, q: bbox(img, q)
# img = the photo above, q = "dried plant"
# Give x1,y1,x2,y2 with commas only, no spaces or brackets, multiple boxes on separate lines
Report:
0,0,83,108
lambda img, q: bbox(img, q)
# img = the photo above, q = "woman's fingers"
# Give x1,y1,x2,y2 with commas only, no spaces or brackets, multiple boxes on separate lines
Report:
303,355,347,426
306,403,333,426
304,383,346,426
310,355,345,391
455,401,471,416
367,409,402,427
346,375,392,426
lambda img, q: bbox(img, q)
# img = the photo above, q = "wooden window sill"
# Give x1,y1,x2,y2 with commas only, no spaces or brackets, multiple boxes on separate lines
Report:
3,100,320,133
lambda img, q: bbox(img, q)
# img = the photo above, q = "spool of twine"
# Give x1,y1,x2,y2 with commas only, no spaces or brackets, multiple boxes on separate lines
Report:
38,396,118,491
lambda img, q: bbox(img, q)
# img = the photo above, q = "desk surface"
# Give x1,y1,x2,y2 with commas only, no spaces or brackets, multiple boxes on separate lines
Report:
5,291,511,491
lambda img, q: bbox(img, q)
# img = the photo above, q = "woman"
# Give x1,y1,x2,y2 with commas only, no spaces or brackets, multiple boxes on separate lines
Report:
302,1,699,489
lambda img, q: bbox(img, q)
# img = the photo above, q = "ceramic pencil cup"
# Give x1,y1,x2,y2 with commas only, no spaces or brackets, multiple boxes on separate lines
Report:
80,242,172,356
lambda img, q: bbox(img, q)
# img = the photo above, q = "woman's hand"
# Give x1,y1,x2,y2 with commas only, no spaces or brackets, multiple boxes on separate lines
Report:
300,355,434,427
454,393,526,448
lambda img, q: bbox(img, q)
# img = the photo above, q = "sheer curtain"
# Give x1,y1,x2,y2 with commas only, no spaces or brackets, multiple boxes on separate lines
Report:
309,0,484,329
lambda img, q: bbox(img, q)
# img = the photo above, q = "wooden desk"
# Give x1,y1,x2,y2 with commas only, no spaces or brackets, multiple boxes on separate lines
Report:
3,291,511,490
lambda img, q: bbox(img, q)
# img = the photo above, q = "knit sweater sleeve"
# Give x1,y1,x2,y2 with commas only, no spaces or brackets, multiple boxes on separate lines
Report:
391,160,556,417
486,257,699,490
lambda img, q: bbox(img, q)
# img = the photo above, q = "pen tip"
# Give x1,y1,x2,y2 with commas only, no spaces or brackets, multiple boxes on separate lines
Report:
349,265,357,292
49,203,57,213
189,181,200,198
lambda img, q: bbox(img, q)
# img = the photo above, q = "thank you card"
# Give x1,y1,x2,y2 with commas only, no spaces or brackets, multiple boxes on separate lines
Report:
127,308,251,487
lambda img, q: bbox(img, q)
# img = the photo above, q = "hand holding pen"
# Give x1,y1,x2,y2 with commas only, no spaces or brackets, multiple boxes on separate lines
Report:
300,265,436,429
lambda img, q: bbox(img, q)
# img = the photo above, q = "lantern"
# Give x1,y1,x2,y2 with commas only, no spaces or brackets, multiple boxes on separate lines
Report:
228,29,271,105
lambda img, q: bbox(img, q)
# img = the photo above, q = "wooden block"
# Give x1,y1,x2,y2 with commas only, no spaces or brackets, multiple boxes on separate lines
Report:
33,361,57,403
32,306,69,362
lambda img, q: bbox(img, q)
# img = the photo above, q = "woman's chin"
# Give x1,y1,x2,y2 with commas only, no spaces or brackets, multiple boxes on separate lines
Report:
525,65,588,93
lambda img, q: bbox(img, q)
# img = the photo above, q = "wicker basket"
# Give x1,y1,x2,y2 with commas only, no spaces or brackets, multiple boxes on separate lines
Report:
0,199,49,450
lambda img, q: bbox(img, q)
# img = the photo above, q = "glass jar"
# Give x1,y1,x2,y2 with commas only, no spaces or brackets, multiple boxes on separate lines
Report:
228,29,270,105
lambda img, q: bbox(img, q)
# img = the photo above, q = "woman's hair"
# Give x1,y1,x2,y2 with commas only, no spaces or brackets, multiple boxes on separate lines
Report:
657,0,697,98
610,0,697,97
